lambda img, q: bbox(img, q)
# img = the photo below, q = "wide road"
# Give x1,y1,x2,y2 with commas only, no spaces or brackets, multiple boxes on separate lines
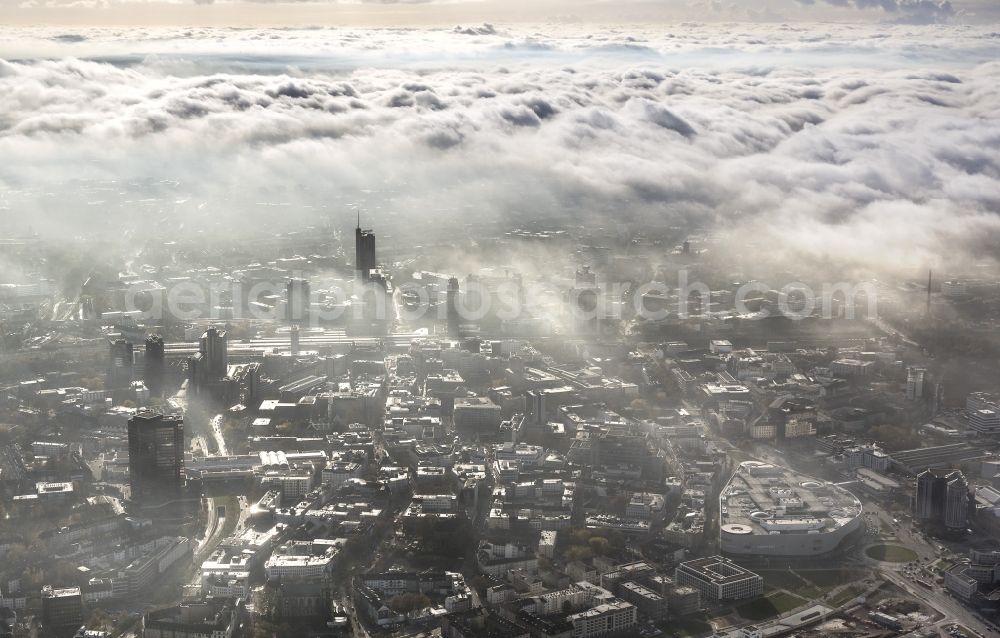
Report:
883,570,991,638
210,413,228,456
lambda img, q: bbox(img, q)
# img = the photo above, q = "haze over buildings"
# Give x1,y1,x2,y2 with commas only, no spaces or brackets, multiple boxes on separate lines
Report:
1,9,1000,638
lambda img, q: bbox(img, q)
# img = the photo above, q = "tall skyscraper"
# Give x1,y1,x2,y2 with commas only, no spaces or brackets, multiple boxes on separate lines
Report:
145,335,165,397
906,366,926,401
355,216,376,280
189,327,228,398
285,278,310,324
200,327,228,377
447,277,461,338
945,472,970,531
107,338,134,390
915,468,969,533
128,411,184,504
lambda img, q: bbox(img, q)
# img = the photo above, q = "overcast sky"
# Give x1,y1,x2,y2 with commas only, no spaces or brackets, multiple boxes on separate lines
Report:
4,0,1000,27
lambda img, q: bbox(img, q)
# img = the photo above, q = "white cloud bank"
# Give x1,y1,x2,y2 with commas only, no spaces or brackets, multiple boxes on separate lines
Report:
0,23,998,277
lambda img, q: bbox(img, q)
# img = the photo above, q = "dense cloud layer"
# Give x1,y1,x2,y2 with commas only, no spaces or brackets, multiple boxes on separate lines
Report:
0,24,999,278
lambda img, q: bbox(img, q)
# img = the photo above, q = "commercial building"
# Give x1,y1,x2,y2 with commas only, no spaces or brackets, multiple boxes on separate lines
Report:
265,539,345,581
188,327,229,398
41,586,83,638
675,556,762,603
145,335,165,396
616,581,665,620
567,599,637,637
906,367,926,401
944,565,979,602
142,599,237,638
667,586,701,615
355,220,376,280
890,443,986,474
969,409,1000,435
454,397,502,434
285,278,310,324
719,461,863,556
107,339,134,390
128,411,184,504
915,468,970,532
830,358,874,378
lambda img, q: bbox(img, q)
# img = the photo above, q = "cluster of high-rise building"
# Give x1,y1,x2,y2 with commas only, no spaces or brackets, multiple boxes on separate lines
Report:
915,468,971,533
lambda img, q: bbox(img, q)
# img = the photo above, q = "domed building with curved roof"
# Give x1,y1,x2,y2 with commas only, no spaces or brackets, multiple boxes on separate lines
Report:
720,461,863,556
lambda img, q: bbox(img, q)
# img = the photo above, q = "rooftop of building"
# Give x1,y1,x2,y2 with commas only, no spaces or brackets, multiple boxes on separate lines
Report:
720,461,861,537
677,556,759,585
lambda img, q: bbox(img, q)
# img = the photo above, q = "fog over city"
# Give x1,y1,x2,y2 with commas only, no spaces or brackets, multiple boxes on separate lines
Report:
2,5,1000,638
2,22,999,277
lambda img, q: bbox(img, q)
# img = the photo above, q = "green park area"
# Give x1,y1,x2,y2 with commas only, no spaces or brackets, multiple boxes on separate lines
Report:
658,615,715,638
754,567,871,599
865,544,918,563
736,591,807,621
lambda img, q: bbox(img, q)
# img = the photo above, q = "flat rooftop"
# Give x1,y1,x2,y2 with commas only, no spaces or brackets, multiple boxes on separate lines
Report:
720,461,861,537
678,556,758,585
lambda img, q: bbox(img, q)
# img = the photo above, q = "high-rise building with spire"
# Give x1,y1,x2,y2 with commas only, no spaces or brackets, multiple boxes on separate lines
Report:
355,213,376,281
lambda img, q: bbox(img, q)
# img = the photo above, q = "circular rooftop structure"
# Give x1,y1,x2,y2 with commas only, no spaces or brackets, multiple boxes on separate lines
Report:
750,511,771,521
722,524,753,535
801,481,822,488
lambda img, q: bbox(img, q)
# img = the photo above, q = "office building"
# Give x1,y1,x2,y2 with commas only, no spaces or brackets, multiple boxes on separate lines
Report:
675,556,762,603
107,339,134,390
143,599,237,638
41,586,83,638
128,411,185,504
454,396,502,434
567,599,637,637
188,327,228,397
447,276,461,338
906,367,925,401
144,335,165,396
830,358,874,378
285,278,310,324
915,468,970,532
969,408,1000,435
355,219,376,280
199,327,228,377
616,581,665,620
667,586,701,616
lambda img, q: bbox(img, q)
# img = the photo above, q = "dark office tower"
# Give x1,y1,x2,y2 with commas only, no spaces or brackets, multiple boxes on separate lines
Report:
107,339,134,390
200,327,228,378
188,327,228,398
915,468,970,533
40,586,83,638
145,335,165,397
447,277,461,338
128,411,184,504
945,472,970,531
285,278,310,324
355,217,376,281
914,469,941,522
290,324,300,356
